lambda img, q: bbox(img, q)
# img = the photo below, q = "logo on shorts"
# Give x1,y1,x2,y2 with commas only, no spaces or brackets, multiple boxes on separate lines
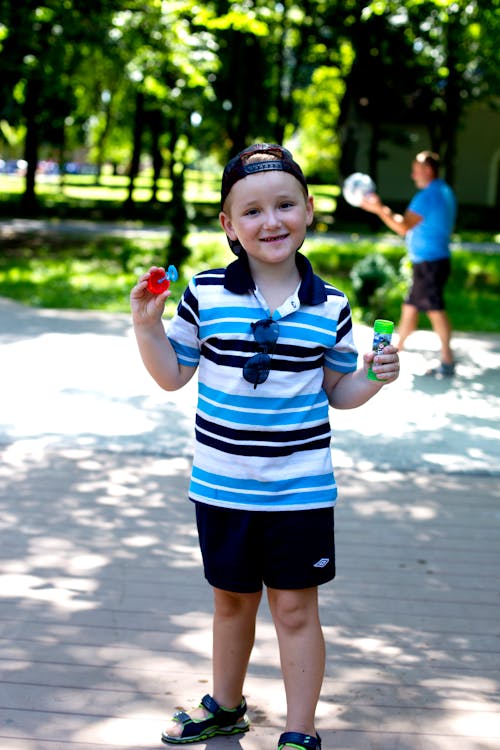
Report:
313,558,330,568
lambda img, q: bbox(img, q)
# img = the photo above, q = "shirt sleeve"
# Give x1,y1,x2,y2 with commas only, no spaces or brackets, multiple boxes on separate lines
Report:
324,298,358,373
166,278,201,368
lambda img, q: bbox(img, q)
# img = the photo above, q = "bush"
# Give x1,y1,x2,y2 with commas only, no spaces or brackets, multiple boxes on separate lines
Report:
350,253,395,304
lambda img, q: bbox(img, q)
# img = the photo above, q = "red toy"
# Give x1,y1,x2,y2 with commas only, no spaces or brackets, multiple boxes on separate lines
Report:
147,265,179,295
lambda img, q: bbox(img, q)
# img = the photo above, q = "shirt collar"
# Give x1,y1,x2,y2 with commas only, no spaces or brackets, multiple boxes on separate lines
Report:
224,251,327,306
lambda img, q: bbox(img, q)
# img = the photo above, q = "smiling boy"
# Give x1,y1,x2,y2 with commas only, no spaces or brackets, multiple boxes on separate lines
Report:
130,144,400,749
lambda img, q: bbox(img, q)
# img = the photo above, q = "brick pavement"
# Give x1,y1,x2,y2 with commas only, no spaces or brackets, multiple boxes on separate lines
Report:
1,297,499,749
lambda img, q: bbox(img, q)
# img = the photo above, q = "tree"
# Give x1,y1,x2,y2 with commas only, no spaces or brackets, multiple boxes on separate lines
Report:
337,0,500,186
201,0,353,184
1,0,499,223
0,0,121,210
294,65,350,183
403,0,500,184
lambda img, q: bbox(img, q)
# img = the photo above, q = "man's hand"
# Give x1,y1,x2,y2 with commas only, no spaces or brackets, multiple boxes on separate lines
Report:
360,192,384,215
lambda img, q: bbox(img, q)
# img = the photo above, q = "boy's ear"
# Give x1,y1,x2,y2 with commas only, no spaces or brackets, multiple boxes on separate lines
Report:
306,194,314,226
219,211,238,240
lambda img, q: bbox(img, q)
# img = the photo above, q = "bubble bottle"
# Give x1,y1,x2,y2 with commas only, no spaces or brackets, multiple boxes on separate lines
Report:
367,319,394,381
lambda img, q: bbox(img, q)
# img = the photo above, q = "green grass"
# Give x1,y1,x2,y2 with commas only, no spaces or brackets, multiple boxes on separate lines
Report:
0,171,221,205
306,238,500,333
0,230,231,317
0,228,499,333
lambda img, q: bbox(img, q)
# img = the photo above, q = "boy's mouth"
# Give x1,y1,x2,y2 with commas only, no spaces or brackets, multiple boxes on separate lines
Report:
261,233,288,243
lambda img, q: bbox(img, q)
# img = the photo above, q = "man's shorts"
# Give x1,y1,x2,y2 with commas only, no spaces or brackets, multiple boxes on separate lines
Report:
194,502,336,593
406,257,451,312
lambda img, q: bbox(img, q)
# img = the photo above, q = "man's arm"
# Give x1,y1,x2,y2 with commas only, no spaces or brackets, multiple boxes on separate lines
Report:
360,193,422,236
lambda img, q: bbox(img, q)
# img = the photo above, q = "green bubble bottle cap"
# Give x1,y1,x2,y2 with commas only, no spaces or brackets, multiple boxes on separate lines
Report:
373,319,394,334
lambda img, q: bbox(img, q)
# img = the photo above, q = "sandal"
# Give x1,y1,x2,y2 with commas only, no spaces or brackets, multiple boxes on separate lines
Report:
278,731,322,749
161,693,250,745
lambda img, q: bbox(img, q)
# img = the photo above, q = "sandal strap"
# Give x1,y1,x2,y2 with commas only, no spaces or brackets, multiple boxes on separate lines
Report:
278,731,321,749
200,694,247,725
171,710,191,723
201,694,221,714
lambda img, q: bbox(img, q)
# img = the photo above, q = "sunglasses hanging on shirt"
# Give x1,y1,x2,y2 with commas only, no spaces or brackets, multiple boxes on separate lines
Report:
243,319,280,389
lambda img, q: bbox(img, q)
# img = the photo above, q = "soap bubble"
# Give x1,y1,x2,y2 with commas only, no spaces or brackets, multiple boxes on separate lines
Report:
342,172,376,207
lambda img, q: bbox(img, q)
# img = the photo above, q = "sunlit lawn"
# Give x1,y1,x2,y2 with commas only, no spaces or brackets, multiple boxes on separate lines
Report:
0,225,499,334
0,170,222,205
1,172,499,331
0,171,338,214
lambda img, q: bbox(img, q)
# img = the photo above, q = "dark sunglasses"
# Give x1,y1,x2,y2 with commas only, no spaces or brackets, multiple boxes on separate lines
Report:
243,318,280,389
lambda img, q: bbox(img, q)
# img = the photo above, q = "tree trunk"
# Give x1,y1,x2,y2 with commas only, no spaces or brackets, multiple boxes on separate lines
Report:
149,109,163,203
21,77,39,213
441,16,461,188
165,124,190,270
125,91,145,209
94,97,113,186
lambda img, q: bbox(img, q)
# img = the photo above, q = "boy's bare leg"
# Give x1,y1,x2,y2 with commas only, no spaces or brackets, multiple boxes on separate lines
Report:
268,587,324,741
427,309,453,364
212,588,262,706
163,588,261,738
397,302,418,351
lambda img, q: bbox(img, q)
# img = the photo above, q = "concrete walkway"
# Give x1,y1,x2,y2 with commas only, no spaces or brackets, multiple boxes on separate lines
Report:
0,296,499,750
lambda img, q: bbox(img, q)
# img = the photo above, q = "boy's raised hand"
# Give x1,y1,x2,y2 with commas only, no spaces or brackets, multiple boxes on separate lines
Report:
130,267,171,325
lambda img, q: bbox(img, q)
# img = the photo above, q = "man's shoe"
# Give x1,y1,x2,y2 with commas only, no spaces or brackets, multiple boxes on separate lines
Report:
425,361,455,377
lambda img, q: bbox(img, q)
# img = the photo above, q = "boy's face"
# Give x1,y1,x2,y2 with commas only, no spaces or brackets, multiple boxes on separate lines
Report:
219,170,314,268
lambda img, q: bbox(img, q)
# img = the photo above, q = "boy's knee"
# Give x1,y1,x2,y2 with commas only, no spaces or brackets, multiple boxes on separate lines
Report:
270,591,316,632
214,589,261,619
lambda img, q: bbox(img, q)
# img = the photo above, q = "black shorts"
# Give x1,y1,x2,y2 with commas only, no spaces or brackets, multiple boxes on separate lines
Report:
406,258,451,311
194,502,336,593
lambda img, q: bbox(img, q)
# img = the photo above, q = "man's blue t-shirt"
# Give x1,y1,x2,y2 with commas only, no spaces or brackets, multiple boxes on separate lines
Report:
406,179,457,263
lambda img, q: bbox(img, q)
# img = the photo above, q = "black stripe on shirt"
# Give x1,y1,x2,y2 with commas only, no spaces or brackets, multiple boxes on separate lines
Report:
195,429,332,457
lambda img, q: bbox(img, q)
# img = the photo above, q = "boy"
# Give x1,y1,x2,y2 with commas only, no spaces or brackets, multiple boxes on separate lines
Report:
130,144,400,750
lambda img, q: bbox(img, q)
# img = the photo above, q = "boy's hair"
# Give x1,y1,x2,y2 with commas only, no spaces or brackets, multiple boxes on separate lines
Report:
415,150,440,176
221,143,308,209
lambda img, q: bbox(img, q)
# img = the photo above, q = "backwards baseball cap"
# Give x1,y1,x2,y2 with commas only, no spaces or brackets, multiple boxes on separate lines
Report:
220,143,309,255
221,143,308,208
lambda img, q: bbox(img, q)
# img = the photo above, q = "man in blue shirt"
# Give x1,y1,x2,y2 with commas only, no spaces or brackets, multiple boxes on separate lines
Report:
361,151,457,376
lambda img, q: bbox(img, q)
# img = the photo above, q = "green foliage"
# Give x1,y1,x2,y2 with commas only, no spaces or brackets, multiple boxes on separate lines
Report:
294,65,348,182
304,238,500,333
3,230,498,335
350,252,400,321
1,0,499,216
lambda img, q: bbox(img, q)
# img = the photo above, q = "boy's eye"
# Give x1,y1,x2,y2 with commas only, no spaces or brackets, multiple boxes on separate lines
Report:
242,200,295,216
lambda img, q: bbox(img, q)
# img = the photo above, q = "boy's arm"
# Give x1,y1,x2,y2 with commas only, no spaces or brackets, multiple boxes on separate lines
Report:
323,345,399,409
130,269,196,392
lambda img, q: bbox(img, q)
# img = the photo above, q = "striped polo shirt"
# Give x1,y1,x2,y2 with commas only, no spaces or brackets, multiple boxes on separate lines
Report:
167,251,358,511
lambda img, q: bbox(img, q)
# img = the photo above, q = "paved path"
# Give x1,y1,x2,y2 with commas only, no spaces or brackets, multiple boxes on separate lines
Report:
0,297,499,749
1,296,498,473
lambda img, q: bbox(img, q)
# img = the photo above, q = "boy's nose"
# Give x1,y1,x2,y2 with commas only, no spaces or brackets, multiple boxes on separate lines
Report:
262,209,280,228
